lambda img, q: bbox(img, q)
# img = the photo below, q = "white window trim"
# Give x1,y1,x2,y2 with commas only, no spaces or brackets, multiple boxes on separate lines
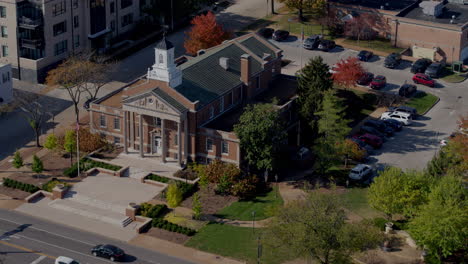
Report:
100,115,106,128
206,138,213,152
113,117,120,131
221,141,229,155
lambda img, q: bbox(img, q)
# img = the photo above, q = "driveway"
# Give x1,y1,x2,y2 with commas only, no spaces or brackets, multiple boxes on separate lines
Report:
272,38,468,170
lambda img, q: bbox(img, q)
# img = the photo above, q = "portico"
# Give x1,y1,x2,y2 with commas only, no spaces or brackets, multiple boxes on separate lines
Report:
121,88,188,166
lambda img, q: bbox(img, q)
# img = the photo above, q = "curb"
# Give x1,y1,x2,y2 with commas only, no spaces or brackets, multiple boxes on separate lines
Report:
419,94,440,116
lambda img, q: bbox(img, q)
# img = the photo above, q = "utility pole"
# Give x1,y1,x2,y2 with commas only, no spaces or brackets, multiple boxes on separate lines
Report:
171,0,174,31
76,122,80,177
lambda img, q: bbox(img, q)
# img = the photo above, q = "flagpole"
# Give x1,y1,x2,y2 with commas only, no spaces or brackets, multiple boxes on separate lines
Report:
300,24,304,68
76,122,80,176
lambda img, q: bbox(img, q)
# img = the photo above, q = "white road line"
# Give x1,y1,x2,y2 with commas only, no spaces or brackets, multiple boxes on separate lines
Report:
0,216,95,246
30,255,46,264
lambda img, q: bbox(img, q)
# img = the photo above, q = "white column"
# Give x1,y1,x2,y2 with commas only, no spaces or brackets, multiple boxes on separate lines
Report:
124,111,128,154
161,119,166,163
139,114,144,157
177,121,182,166
184,116,189,163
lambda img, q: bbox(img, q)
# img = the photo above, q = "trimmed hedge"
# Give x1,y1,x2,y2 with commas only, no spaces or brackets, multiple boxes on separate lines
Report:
145,174,197,200
138,203,167,218
152,218,196,236
2,178,40,193
146,174,169,183
64,158,122,177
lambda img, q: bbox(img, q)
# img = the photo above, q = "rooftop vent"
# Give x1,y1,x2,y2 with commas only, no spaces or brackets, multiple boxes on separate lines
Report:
219,57,230,70
197,49,206,56
420,1,444,17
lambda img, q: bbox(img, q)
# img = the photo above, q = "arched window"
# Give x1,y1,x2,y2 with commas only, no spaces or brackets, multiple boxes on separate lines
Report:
159,54,164,64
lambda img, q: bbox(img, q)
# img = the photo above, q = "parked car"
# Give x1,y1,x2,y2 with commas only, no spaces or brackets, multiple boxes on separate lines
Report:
382,118,403,131
357,72,374,86
412,73,435,87
363,120,394,136
360,125,385,139
317,40,336,51
303,35,322,50
349,164,372,181
380,111,412,126
388,106,417,117
56,256,80,264
350,138,374,154
424,62,443,78
272,30,289,41
410,58,432,73
383,53,402,69
257,27,275,38
398,83,417,97
91,244,125,262
370,75,386,89
352,133,383,149
357,50,373,61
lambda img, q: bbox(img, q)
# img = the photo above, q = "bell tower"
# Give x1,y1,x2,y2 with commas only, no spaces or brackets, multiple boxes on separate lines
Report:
147,36,182,87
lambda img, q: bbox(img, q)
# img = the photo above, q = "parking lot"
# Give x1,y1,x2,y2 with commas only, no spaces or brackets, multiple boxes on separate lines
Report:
270,38,468,170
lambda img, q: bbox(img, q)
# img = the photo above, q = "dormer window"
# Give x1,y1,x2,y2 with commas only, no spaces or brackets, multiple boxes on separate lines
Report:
159,54,164,64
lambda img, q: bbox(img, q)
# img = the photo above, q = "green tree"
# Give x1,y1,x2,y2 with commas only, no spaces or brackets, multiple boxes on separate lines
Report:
368,167,431,219
313,90,351,176
234,103,286,172
166,182,183,209
44,134,58,150
296,56,333,133
192,193,202,220
265,192,382,264
31,155,44,174
278,0,327,21
12,151,24,169
64,130,76,166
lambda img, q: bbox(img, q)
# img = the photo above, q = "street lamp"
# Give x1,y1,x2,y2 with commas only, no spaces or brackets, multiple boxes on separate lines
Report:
274,174,279,198
252,211,256,233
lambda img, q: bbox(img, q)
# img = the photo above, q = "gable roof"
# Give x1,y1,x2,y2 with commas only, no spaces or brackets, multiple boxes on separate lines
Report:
175,33,280,108
122,87,187,113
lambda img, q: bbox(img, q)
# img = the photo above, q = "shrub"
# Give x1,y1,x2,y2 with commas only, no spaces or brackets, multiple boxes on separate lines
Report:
12,151,23,169
166,183,183,208
138,203,167,218
44,134,58,150
146,174,169,183
231,176,259,198
215,174,233,195
204,159,240,184
42,179,68,192
31,155,44,173
78,128,106,152
372,217,388,231
192,193,202,220
173,169,198,181
151,218,196,236
63,158,122,177
2,178,39,193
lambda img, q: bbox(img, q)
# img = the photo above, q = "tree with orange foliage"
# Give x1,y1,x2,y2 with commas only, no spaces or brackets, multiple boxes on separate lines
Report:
332,57,365,89
338,139,367,168
184,11,231,55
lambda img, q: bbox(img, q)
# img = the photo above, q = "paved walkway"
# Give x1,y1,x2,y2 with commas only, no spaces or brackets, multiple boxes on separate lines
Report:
111,152,180,178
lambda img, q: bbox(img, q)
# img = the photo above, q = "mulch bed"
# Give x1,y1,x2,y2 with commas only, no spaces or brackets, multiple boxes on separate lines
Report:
0,185,30,200
144,227,190,244
181,185,238,215
41,151,74,177
89,146,123,160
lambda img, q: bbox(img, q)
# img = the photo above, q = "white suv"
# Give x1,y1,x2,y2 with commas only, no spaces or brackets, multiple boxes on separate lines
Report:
380,111,412,125
349,164,372,180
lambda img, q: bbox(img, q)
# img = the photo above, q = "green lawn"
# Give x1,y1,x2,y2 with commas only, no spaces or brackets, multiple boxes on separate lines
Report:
215,187,283,221
186,223,289,264
336,88,378,127
342,38,404,54
341,188,384,219
405,91,439,115
277,12,329,37
440,67,467,83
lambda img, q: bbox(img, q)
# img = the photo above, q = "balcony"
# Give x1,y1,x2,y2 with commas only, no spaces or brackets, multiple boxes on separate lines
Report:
18,16,43,29
20,38,44,49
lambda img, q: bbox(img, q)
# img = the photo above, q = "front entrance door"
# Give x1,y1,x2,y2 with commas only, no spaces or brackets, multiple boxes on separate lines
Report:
153,135,162,154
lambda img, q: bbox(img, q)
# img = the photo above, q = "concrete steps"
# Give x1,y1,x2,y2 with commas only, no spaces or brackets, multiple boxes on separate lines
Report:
49,199,132,227
63,192,127,214
127,167,150,181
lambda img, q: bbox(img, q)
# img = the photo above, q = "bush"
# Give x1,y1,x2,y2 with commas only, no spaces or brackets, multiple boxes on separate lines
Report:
146,174,169,183
2,178,39,193
63,158,122,177
12,151,23,169
215,174,233,195
44,134,58,150
372,217,388,231
166,183,183,208
138,203,167,218
173,169,198,181
151,218,196,236
42,179,68,192
231,176,259,198
31,155,44,173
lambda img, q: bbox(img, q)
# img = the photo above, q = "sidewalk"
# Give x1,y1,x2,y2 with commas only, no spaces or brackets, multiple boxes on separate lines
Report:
130,234,244,264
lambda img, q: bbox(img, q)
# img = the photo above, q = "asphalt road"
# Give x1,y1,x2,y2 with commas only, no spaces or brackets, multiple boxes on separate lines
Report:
271,38,468,170
0,209,194,264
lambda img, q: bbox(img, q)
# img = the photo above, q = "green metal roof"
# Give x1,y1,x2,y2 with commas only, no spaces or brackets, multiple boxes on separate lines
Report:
152,88,187,113
176,43,263,108
239,36,278,59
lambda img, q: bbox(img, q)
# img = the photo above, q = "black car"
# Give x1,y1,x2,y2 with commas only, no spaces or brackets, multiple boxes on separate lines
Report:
317,40,336,51
257,27,275,38
382,119,403,131
424,62,443,78
360,125,385,139
357,72,374,86
398,84,417,97
91,244,125,262
410,58,432,73
383,53,402,69
303,35,322,50
357,50,373,61
272,30,289,41
363,120,394,137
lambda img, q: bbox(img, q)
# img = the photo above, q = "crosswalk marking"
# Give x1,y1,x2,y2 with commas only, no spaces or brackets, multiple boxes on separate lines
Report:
30,255,47,264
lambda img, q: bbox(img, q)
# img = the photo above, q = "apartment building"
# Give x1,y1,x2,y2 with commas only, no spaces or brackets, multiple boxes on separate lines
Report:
89,33,299,167
0,0,141,83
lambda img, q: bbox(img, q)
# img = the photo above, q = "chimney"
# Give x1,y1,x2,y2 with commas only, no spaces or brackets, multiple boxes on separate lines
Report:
219,57,230,70
240,54,251,85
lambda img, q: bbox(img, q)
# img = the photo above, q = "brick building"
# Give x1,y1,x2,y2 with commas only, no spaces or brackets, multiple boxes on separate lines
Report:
89,33,299,167
330,0,468,63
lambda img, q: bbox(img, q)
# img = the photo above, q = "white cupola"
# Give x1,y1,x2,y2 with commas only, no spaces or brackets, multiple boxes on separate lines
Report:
147,37,182,88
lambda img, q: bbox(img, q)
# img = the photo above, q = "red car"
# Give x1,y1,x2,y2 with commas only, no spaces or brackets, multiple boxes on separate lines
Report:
352,133,383,149
370,75,386,90
412,73,435,87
